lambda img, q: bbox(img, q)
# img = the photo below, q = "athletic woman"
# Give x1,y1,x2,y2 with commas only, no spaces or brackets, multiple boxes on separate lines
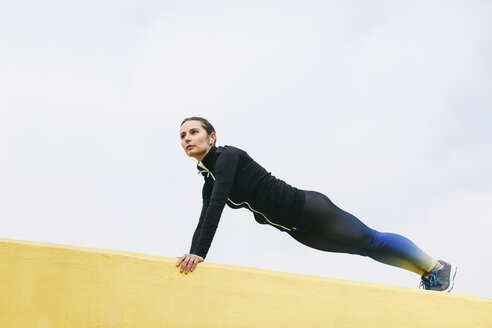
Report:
176,117,457,291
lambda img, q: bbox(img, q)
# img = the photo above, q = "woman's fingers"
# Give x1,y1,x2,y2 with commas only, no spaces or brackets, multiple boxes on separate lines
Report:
179,255,191,272
184,255,199,273
190,256,203,272
185,258,194,273
177,254,192,273
176,254,203,274
176,254,187,267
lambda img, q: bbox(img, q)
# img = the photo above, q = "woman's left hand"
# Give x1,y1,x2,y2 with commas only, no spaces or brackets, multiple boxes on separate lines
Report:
176,253,204,274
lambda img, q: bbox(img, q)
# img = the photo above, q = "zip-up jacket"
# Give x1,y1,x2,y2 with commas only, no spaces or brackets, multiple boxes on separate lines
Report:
189,145,306,258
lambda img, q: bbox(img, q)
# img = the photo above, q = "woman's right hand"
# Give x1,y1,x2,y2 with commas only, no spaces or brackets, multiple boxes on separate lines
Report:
176,253,204,274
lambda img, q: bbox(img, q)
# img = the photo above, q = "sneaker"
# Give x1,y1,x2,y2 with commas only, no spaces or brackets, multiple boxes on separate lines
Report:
419,260,457,292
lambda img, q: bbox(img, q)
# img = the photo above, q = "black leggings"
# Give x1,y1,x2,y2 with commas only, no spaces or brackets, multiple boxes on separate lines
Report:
288,190,436,275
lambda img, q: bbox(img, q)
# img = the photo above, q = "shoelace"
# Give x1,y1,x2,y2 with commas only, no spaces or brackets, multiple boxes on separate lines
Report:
419,269,440,290
419,279,430,290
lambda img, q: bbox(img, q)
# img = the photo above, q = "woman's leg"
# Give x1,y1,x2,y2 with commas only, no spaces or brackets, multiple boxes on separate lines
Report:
287,229,433,275
291,190,437,275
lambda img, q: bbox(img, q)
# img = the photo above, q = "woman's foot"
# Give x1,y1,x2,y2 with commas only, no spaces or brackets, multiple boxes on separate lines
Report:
419,260,457,292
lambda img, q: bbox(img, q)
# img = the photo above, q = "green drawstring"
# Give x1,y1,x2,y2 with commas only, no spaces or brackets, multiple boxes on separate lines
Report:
198,161,215,180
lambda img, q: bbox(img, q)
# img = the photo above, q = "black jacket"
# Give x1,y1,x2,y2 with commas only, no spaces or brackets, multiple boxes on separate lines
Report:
189,145,306,258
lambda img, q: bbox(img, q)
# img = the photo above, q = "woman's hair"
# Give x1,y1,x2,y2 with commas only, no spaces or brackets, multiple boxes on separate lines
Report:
181,116,217,146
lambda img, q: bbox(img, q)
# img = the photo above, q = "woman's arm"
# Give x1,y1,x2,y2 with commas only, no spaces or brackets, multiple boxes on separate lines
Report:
189,183,211,254
190,149,240,258
176,148,240,274
176,180,211,274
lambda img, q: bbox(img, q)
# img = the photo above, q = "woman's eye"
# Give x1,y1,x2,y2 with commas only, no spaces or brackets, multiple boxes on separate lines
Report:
180,130,198,138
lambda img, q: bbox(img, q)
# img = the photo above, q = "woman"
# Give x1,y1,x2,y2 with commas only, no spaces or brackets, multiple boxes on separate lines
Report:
176,117,457,291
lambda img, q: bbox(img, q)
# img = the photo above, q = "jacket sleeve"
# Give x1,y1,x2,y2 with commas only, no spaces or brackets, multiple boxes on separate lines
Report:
191,149,240,258
189,182,211,254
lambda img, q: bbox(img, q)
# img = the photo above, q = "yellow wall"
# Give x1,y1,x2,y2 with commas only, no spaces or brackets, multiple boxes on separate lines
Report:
0,237,490,327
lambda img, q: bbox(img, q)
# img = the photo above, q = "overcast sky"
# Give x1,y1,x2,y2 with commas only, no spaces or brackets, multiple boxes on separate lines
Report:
1,1,491,298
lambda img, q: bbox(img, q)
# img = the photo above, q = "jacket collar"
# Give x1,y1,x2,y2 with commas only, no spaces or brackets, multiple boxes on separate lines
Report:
196,145,217,173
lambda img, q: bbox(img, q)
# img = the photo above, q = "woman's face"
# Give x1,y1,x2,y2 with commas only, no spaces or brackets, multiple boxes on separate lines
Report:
180,120,215,161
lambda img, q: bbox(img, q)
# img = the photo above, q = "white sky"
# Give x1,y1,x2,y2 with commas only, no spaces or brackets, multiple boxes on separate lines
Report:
1,1,491,298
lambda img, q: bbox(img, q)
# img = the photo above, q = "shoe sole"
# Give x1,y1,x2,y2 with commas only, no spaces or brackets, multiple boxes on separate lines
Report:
443,264,457,292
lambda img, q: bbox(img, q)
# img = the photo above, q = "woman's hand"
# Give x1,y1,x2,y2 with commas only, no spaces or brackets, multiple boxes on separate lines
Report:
176,253,204,274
